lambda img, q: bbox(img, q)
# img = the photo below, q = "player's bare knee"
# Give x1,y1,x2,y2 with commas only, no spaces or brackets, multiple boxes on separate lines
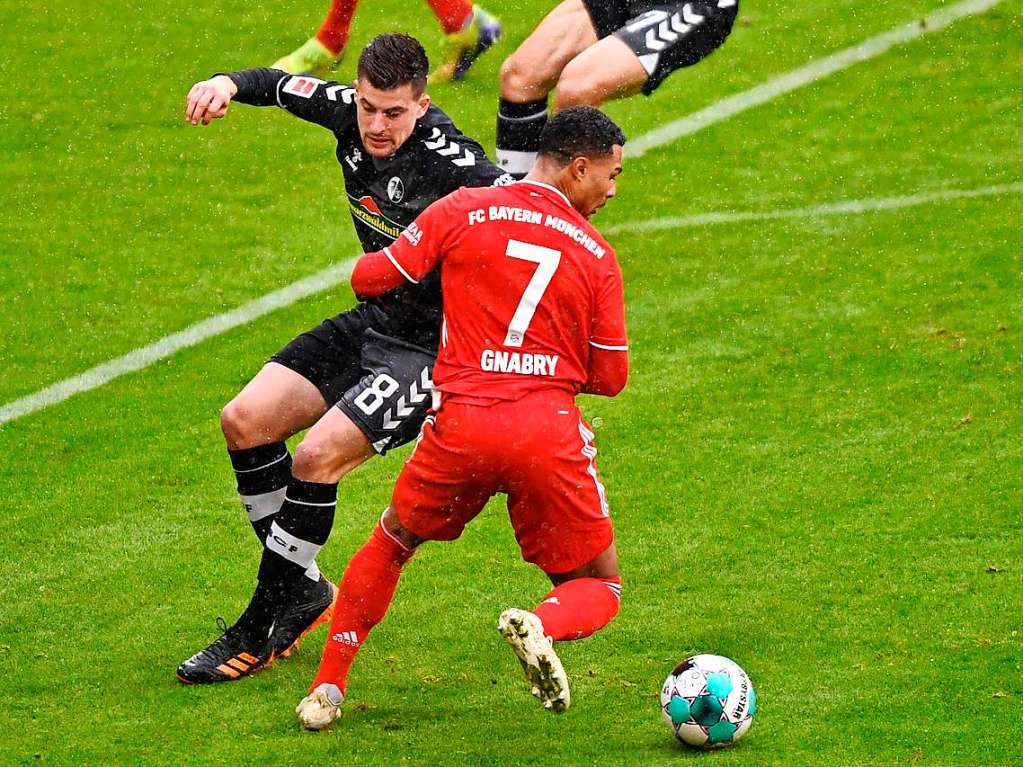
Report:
292,438,345,483
220,397,260,448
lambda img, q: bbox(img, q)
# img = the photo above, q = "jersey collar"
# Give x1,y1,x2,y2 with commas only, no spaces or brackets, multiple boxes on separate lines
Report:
517,180,572,208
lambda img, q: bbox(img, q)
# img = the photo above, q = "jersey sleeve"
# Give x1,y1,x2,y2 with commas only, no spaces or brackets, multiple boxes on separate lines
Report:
589,256,629,351
225,69,355,130
583,255,629,397
351,191,464,298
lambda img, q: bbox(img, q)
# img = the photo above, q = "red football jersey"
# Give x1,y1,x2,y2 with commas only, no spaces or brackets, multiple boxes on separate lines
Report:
352,180,628,401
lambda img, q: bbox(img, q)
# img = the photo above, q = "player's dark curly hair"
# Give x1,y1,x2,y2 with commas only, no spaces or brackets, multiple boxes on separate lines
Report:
357,33,429,95
538,107,626,165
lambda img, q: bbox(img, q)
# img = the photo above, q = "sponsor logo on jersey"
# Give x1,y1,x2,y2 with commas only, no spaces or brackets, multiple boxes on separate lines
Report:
357,195,382,215
402,222,423,247
344,147,362,170
348,194,402,239
282,76,324,98
387,176,405,203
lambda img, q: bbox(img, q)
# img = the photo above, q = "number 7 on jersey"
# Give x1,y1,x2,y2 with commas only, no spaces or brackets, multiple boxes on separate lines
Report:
503,239,561,347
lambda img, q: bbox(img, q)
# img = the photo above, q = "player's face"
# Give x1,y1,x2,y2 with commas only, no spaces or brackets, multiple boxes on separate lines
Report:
573,145,624,218
355,80,430,158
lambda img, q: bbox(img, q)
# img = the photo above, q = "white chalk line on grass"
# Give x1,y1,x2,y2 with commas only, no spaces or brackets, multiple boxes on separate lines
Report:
0,0,1007,427
0,259,359,427
4,181,1018,428
604,182,1023,234
625,0,1005,157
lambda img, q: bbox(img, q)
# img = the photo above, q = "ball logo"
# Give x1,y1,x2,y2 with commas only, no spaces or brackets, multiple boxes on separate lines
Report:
387,176,405,203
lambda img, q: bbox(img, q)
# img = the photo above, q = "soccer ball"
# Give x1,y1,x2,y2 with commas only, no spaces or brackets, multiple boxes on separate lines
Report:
660,654,756,749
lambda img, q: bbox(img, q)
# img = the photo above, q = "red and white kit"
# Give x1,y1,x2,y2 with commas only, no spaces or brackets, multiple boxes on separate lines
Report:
352,180,629,573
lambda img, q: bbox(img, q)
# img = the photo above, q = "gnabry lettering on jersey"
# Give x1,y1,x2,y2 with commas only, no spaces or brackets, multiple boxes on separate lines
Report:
480,349,559,376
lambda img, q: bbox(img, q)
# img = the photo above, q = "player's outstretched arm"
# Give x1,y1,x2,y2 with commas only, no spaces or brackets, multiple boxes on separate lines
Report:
582,348,629,397
352,195,460,297
351,249,411,298
185,75,238,126
583,256,629,397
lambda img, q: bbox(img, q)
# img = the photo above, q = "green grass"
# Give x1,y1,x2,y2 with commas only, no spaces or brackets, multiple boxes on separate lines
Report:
1,0,1021,764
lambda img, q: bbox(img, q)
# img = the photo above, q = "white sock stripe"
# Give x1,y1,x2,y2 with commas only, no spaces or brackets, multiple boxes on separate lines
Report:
240,487,287,521
378,512,413,553
232,451,289,474
498,109,548,122
266,522,322,568
283,495,337,507
495,149,537,176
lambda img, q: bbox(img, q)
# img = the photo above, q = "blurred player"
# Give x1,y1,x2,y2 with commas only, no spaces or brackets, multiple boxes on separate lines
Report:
295,106,628,730
495,0,737,176
273,0,501,83
178,33,513,686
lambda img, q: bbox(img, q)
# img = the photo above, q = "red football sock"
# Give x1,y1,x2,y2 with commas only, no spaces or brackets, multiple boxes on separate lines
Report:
315,0,359,55
310,521,414,693
427,0,474,34
532,577,622,641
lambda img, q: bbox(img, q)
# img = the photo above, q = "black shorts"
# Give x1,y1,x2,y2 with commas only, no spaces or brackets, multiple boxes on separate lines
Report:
583,0,737,94
270,303,436,455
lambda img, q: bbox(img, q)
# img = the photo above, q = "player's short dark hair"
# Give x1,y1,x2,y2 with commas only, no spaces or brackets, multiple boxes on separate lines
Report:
357,33,429,96
538,107,626,165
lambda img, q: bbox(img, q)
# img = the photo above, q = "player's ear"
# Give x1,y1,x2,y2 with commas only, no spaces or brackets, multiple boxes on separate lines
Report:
571,156,589,180
416,93,431,118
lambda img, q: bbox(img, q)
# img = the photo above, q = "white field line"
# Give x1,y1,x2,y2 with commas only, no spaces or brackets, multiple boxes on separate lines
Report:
0,259,358,427
0,0,1006,427
4,181,1018,428
625,0,1005,157
604,182,1023,234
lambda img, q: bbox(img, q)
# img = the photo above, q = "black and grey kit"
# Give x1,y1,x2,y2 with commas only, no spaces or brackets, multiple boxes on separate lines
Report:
584,0,738,94
226,68,512,452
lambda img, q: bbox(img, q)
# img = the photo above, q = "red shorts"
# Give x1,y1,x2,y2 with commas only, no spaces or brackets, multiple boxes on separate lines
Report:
391,389,615,574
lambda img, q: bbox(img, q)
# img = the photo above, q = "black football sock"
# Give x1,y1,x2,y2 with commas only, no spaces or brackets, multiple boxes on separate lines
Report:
496,97,548,179
229,443,292,544
258,478,338,586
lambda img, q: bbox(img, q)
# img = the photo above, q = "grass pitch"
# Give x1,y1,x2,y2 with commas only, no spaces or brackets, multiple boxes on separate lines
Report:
1,0,1020,764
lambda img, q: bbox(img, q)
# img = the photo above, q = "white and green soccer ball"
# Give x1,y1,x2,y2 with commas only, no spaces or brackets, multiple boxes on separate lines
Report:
660,654,756,749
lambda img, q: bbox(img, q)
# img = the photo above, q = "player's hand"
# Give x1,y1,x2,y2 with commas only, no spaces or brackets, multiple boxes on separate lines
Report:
185,76,238,126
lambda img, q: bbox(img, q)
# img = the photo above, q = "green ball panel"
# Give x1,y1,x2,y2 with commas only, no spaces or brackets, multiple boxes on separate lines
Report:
667,695,691,725
705,672,734,699
690,694,724,726
748,686,757,717
707,720,739,745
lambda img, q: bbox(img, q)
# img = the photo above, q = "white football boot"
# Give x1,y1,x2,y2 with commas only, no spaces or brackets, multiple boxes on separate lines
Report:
498,609,570,713
296,682,344,730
